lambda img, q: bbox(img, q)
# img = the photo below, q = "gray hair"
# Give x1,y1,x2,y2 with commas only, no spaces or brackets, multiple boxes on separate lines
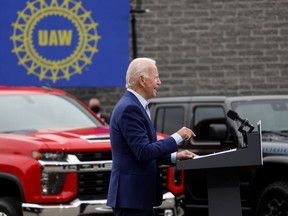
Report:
125,58,156,88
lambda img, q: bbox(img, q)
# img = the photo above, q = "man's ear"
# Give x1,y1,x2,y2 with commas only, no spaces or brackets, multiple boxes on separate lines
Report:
139,75,145,87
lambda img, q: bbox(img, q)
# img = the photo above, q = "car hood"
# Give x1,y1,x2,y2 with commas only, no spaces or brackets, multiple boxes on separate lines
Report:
0,126,111,152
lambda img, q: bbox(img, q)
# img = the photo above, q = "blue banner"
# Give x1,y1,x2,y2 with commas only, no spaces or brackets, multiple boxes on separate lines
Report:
0,0,129,87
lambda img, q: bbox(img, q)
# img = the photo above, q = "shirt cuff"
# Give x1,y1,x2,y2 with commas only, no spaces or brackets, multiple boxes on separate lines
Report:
171,133,183,145
171,133,184,163
171,152,177,163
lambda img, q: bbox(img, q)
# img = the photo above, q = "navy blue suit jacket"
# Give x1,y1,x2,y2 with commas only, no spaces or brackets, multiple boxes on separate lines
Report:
107,91,178,210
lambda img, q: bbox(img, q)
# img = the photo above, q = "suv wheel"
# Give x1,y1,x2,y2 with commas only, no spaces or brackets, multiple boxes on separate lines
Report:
256,181,288,216
0,197,22,216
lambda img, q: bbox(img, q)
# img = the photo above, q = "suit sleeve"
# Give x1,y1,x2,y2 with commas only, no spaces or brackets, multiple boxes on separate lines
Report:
118,103,178,162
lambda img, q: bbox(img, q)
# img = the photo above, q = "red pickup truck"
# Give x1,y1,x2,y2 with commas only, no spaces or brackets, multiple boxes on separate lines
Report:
0,86,184,216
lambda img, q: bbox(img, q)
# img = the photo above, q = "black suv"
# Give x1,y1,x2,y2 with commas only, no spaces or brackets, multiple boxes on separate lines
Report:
149,95,288,216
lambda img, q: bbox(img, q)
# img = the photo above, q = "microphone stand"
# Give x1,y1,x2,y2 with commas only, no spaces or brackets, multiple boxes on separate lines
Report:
238,120,254,148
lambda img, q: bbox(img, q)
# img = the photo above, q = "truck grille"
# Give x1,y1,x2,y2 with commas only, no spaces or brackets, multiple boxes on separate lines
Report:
74,151,112,161
74,151,112,200
75,152,169,200
78,171,111,200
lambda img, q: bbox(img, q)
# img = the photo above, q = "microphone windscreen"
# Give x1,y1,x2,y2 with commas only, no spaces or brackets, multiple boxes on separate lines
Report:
227,110,238,120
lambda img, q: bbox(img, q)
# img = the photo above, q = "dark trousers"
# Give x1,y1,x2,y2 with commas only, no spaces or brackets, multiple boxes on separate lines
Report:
112,207,154,216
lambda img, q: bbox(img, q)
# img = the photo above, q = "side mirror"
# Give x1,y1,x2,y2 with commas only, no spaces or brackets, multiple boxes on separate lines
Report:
209,124,227,141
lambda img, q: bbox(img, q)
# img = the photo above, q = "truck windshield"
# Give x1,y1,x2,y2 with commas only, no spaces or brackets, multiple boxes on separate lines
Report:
231,99,288,132
0,94,103,133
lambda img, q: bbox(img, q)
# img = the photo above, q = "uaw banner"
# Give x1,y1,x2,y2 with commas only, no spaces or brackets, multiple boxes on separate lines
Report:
0,0,129,87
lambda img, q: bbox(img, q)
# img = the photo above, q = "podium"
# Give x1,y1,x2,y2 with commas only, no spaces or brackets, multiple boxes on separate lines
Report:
176,131,263,216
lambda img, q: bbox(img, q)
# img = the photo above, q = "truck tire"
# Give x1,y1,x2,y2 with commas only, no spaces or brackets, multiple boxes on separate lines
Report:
256,181,288,216
0,196,22,216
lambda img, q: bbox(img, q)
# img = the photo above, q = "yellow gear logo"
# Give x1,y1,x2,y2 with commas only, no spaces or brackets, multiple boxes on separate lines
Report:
11,0,101,83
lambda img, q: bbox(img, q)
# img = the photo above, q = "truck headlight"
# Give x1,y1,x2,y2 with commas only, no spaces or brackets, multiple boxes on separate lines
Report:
41,172,66,195
32,151,67,161
32,151,68,195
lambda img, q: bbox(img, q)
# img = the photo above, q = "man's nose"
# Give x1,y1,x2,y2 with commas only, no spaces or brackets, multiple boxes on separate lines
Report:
157,78,161,85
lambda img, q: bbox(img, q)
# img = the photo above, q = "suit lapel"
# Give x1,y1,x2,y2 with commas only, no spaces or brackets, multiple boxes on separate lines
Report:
125,91,157,141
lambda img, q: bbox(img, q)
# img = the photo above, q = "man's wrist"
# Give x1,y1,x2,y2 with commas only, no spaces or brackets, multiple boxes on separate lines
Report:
171,133,183,144
171,152,177,163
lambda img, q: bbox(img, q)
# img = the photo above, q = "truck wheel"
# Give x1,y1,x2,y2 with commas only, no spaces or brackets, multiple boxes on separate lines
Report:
0,196,22,216
256,181,288,216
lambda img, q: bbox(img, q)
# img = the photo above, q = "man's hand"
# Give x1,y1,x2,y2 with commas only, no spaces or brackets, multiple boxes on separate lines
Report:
176,150,198,160
177,127,196,141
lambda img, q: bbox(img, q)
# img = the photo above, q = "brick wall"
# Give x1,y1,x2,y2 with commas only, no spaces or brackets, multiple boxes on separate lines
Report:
63,0,288,115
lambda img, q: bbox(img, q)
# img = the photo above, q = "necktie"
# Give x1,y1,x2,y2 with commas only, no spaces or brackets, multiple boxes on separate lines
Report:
145,103,151,119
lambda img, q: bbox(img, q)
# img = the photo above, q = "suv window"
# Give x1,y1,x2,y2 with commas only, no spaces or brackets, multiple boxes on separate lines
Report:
192,106,226,142
155,106,185,135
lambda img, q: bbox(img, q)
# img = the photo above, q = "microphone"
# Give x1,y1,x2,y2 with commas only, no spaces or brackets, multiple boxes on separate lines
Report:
227,110,254,132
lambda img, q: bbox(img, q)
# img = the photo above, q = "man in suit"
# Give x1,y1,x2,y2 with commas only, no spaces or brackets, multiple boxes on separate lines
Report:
107,58,197,216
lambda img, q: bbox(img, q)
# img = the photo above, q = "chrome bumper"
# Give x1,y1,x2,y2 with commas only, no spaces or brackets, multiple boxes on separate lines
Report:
23,192,180,216
22,199,111,216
